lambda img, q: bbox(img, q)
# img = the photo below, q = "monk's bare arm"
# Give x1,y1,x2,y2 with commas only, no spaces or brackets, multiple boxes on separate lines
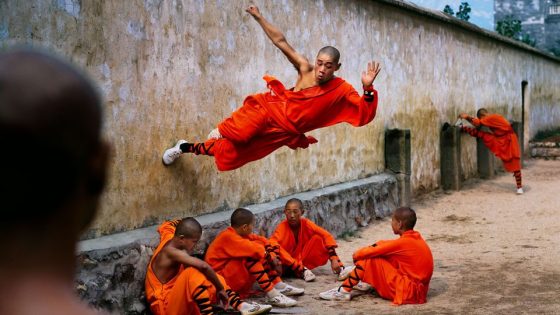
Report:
166,247,225,292
246,5,312,73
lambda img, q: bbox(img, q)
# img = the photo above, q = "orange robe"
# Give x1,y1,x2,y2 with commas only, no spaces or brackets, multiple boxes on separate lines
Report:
205,75,378,171
352,230,433,305
145,221,234,315
205,227,279,296
470,114,521,172
269,218,338,270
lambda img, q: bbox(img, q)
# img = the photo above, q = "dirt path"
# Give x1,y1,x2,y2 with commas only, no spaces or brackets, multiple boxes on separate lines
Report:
263,159,560,314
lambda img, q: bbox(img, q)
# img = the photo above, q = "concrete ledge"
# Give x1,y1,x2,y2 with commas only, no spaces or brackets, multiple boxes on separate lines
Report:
76,172,398,314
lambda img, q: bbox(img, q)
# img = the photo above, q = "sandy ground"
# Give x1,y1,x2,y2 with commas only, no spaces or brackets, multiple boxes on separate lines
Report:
257,159,560,314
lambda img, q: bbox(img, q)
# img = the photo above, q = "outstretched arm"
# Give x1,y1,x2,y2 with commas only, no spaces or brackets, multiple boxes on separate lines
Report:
458,113,481,126
246,5,312,73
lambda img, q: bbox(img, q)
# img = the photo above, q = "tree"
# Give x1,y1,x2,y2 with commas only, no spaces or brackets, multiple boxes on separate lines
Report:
495,15,537,47
456,2,471,21
442,2,470,21
495,15,522,38
549,40,560,57
521,33,536,47
443,5,454,16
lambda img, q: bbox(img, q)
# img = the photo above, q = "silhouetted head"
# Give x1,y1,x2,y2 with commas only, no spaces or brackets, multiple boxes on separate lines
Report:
0,48,108,232
314,46,341,84
391,207,417,235
476,108,488,118
231,208,255,236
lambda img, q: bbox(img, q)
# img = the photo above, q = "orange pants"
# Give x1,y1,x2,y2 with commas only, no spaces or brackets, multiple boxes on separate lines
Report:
219,257,281,298
163,267,242,315
342,258,428,305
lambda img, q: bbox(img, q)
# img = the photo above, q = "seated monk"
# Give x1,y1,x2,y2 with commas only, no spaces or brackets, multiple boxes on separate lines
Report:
459,109,523,194
319,207,434,305
161,5,381,171
205,208,304,308
145,218,272,315
269,198,349,282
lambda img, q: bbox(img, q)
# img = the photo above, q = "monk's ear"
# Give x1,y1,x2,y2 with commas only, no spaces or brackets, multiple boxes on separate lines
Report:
336,63,341,71
301,209,305,216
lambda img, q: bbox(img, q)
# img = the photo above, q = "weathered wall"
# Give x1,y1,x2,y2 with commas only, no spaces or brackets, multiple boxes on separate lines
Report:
2,0,559,236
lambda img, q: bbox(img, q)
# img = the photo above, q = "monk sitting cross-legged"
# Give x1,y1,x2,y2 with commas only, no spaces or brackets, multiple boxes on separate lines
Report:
319,207,434,305
205,208,304,308
458,109,524,194
269,198,350,282
145,218,272,315
161,4,381,171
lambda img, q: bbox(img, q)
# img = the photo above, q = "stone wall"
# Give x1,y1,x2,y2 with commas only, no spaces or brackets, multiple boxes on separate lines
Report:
76,172,398,314
2,0,559,236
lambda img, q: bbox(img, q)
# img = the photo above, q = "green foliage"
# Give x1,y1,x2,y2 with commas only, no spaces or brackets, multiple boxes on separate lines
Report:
549,40,560,57
533,127,560,142
456,2,471,21
442,2,470,21
496,15,522,38
521,33,536,47
443,5,454,16
495,14,537,47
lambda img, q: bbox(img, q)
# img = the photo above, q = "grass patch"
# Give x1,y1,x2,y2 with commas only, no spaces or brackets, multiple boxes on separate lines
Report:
532,127,560,142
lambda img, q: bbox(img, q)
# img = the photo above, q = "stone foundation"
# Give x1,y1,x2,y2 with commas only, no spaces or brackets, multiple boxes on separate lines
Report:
76,173,398,314
530,141,560,159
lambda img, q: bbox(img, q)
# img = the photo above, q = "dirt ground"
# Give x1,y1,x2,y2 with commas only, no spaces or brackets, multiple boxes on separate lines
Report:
259,159,560,314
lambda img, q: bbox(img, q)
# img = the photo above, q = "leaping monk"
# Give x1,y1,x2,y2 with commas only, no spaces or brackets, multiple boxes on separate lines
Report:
162,5,381,171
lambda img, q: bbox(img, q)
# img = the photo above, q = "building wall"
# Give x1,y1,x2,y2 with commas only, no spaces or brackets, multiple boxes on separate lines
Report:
495,0,560,53
2,0,559,236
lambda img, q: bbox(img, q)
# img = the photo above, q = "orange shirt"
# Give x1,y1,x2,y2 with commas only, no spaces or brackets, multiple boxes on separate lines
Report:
472,113,520,171
269,218,337,264
353,230,433,304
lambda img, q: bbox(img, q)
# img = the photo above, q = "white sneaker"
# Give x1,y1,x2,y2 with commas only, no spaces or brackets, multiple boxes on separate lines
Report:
353,281,372,292
517,187,524,195
265,292,297,308
276,283,304,296
303,268,316,282
162,140,187,165
207,128,223,140
319,287,351,301
239,301,273,315
337,266,354,281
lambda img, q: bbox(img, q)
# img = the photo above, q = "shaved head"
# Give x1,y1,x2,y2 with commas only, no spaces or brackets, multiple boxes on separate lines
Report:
317,46,340,64
175,217,202,238
231,208,255,227
393,207,417,230
476,108,488,118
0,49,103,222
285,198,303,209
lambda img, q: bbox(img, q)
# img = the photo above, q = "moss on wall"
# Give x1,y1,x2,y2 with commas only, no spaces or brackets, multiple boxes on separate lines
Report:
3,0,559,236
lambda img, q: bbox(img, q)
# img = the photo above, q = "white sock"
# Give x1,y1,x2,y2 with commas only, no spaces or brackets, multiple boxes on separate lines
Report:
266,288,281,298
238,302,252,311
274,282,288,290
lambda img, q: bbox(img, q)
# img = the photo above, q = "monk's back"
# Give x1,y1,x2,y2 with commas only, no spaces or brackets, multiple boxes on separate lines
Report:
389,231,433,284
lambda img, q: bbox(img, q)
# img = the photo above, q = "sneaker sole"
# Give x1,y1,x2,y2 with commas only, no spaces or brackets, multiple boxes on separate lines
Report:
281,290,305,297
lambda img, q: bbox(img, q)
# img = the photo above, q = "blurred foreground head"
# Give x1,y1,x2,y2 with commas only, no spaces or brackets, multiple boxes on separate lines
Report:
0,48,108,232
0,48,109,314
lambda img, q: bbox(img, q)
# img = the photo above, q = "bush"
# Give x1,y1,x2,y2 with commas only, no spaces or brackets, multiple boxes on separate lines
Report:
532,127,560,142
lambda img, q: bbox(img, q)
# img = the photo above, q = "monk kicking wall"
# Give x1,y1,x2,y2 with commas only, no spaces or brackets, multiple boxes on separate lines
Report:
2,0,559,236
